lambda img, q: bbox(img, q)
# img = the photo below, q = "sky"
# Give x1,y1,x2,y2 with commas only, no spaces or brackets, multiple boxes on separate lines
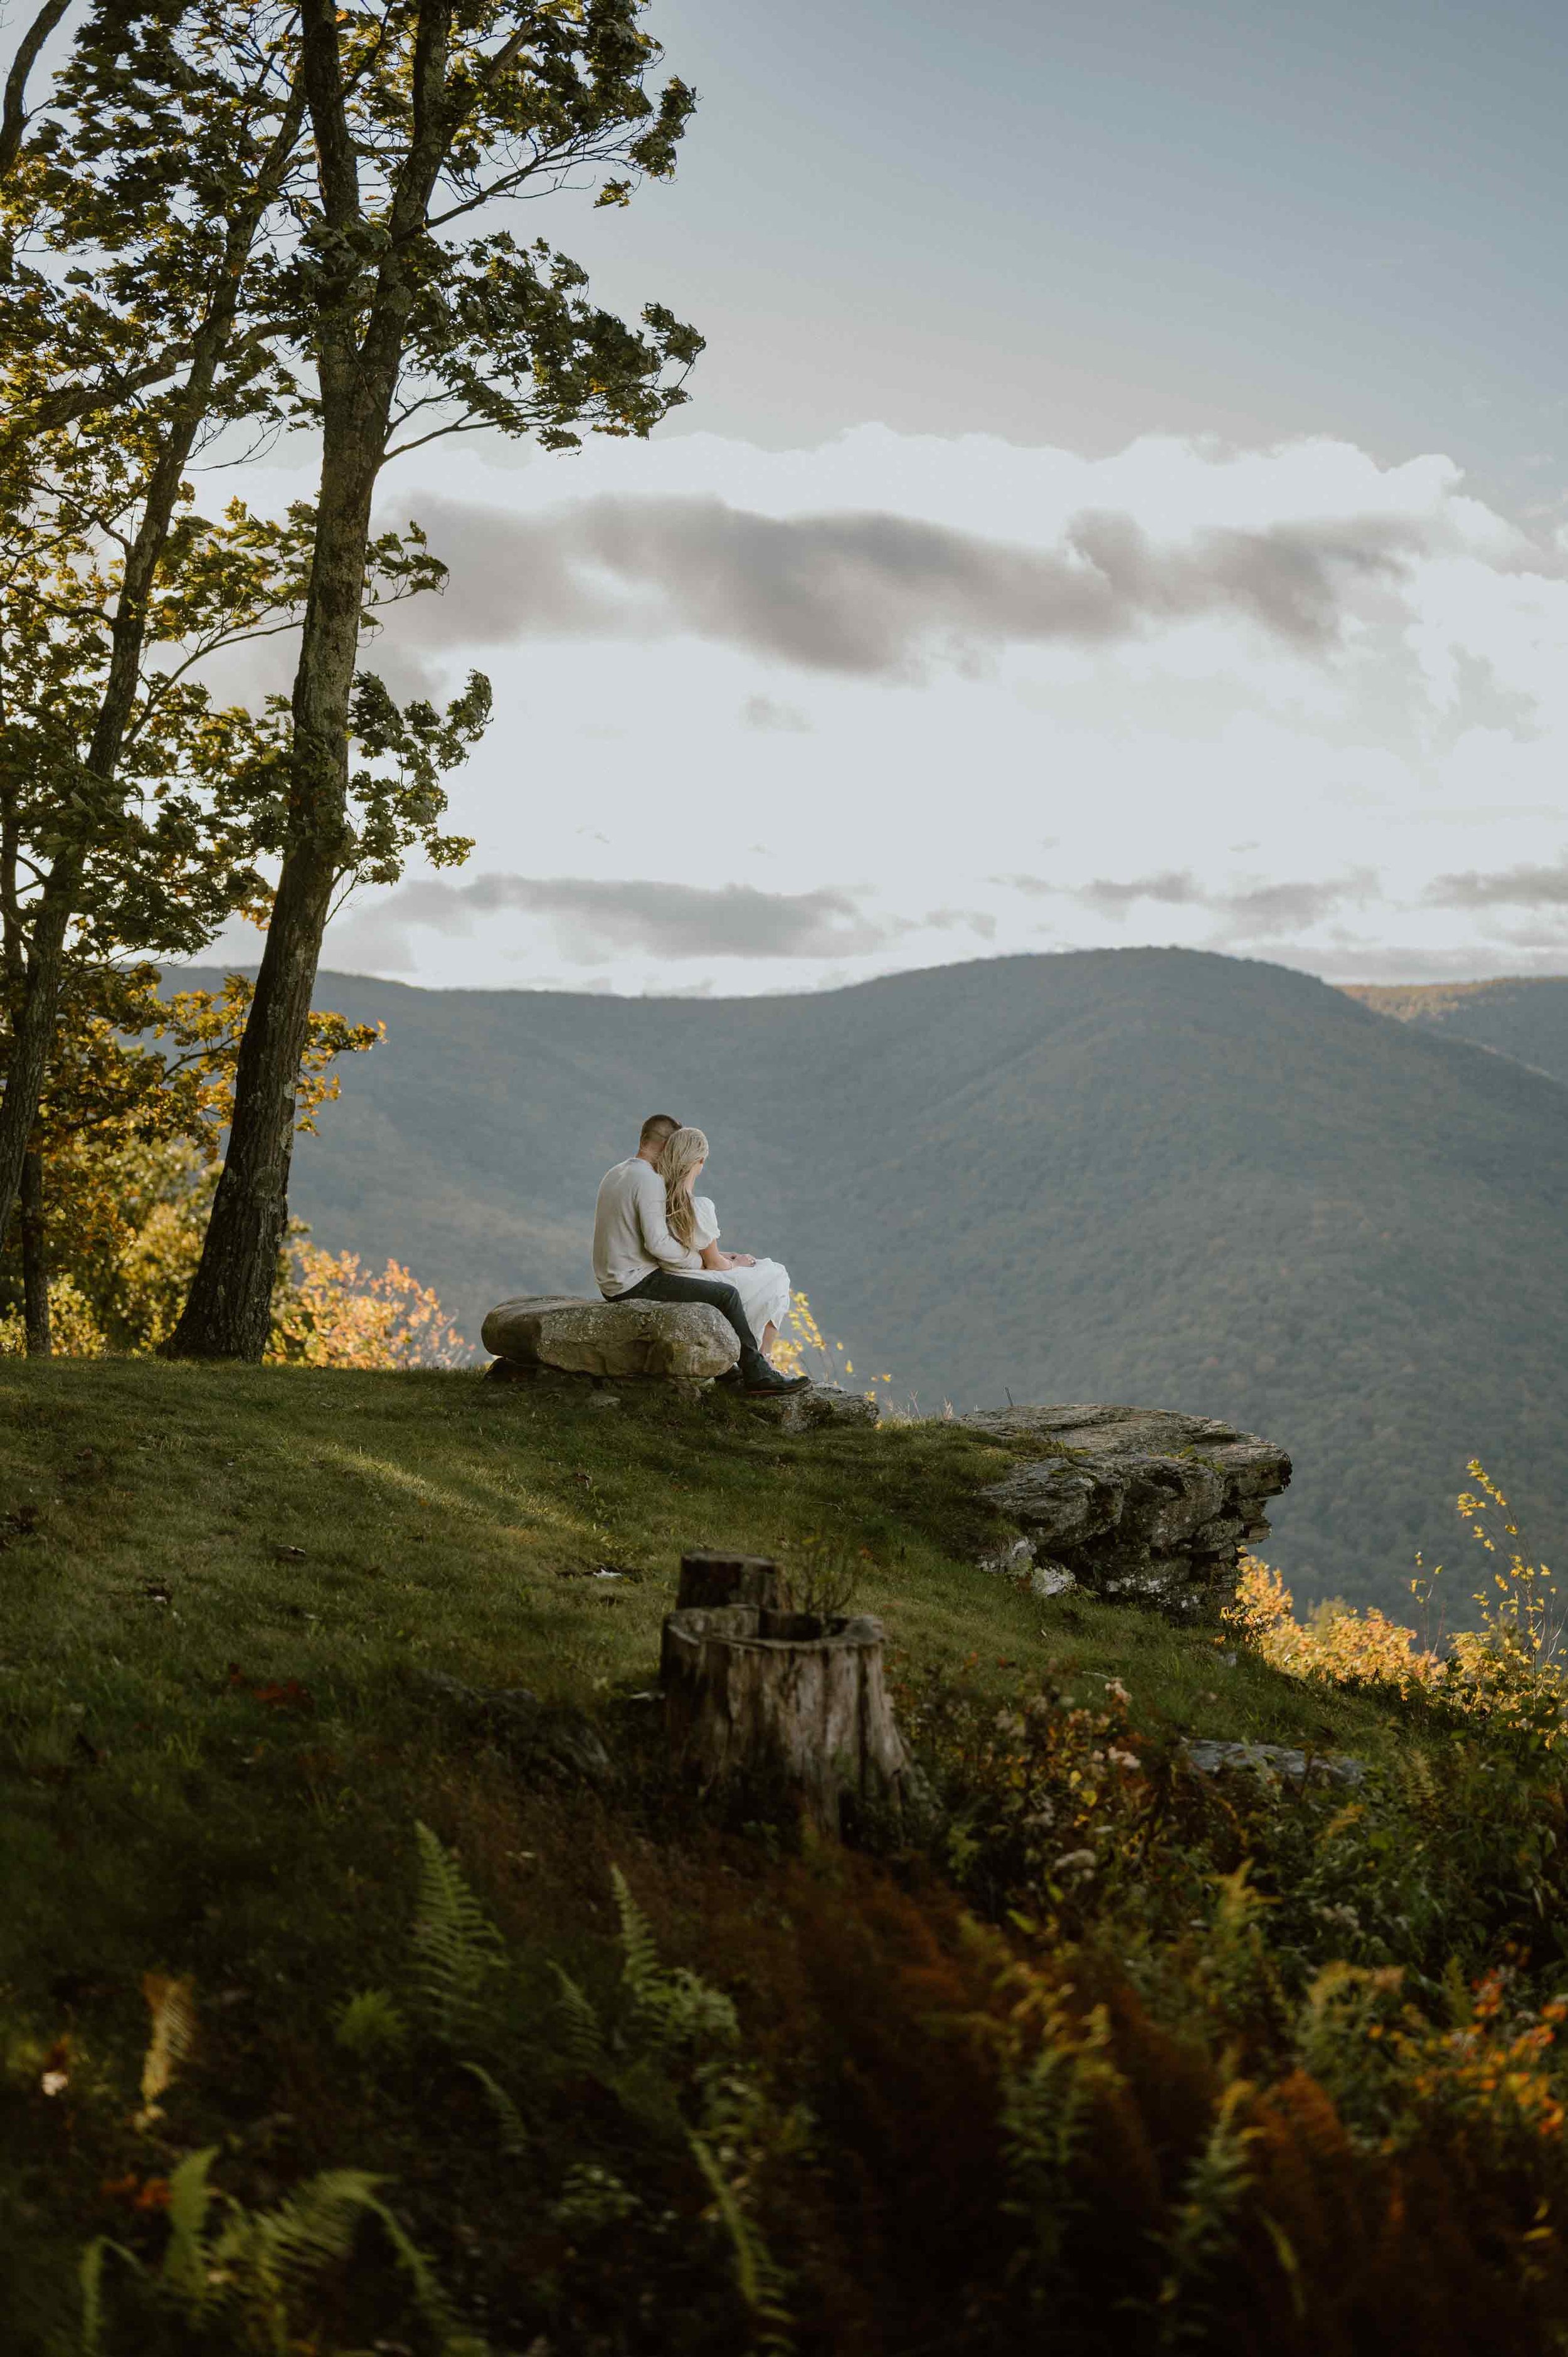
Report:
203,0,1568,997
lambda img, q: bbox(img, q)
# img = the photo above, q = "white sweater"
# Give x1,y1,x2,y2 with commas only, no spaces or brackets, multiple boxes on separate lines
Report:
592,1158,702,1297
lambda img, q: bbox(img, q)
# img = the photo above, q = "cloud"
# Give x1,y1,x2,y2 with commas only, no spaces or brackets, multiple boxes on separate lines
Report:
333,874,892,966
741,694,812,732
1002,868,1383,938
384,492,1426,679
1424,858,1568,908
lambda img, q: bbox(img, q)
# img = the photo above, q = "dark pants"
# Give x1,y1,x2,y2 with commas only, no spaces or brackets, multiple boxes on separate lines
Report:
613,1268,765,1370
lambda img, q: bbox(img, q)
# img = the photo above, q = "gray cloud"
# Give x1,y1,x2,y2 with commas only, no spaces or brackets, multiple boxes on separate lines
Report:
377,492,1426,679
334,874,891,966
741,694,812,733
1005,868,1381,938
1424,858,1568,908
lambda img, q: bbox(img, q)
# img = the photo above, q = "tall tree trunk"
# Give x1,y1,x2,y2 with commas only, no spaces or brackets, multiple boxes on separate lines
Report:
19,1143,49,1354
165,390,389,1359
0,865,75,1249
167,0,450,1360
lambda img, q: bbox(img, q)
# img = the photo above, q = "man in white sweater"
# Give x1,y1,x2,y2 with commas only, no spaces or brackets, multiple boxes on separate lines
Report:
592,1113,808,1396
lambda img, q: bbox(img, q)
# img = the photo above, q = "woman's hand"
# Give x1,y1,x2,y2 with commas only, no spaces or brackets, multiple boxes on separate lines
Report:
725,1252,758,1268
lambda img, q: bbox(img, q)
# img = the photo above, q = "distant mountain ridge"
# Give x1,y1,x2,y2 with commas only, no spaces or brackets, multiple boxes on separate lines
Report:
1343,977,1568,1089
172,950,1568,1612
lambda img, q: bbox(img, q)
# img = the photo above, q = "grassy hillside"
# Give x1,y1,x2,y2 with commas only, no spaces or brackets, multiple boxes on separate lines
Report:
172,949,1568,1612
8,1360,1568,2356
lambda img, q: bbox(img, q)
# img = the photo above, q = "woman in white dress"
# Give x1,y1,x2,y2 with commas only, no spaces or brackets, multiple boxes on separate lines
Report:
657,1126,792,1359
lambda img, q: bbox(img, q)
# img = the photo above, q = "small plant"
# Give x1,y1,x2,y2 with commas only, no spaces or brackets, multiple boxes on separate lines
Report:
78,2146,484,2356
782,1537,863,1620
334,1987,410,2061
410,1821,507,2045
771,1288,893,1400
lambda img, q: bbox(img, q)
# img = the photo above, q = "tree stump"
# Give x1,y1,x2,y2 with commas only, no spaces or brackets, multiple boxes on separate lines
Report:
662,1553,911,1834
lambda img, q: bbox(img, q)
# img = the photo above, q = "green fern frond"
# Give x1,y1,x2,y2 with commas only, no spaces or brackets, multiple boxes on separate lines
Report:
551,1962,607,2072
689,2130,795,2356
159,2146,221,2310
364,2192,490,2356
411,1821,506,2044
222,2167,384,2301
335,1987,410,2060
612,1866,660,1996
1153,2078,1258,2349
78,2235,139,2357
608,1866,739,2055
460,2060,528,2157
635,1963,740,2057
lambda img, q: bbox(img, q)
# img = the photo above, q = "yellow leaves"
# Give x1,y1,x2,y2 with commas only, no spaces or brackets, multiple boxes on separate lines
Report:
1229,1463,1567,1746
770,1289,893,1399
266,1243,467,1371
136,1973,195,2128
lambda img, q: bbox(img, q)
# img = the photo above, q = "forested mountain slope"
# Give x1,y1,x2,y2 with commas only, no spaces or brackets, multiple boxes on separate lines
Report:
174,949,1568,1609
1345,975,1568,1087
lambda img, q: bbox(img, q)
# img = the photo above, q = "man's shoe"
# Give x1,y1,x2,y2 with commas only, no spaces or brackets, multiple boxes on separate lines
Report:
743,1367,812,1396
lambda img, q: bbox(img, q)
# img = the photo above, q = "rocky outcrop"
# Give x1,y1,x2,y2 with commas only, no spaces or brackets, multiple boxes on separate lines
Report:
482,1295,738,1382
1182,1737,1364,1789
743,1380,879,1431
965,1404,1290,1619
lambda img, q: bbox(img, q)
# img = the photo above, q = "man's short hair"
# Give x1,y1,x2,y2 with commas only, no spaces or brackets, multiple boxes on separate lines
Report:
638,1112,682,1149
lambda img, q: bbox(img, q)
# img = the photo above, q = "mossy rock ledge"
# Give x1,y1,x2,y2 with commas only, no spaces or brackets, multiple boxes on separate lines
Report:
968,1403,1290,1621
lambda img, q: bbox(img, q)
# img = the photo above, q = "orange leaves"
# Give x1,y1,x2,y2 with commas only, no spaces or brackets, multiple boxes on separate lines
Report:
226,1664,314,1712
265,1242,467,1371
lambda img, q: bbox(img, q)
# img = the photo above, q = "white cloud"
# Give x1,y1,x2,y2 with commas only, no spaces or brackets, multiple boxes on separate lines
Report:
194,423,1568,993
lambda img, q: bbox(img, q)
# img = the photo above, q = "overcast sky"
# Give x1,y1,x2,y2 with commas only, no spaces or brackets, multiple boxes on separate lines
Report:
204,0,1568,996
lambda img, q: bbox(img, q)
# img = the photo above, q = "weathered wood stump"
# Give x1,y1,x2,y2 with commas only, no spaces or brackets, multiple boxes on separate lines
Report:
661,1553,911,1834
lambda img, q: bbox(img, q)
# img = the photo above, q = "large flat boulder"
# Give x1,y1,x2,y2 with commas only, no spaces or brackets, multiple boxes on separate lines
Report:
962,1403,1291,1619
482,1294,739,1382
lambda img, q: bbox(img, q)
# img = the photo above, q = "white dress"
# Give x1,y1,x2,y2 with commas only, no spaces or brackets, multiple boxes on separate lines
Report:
691,1196,792,1338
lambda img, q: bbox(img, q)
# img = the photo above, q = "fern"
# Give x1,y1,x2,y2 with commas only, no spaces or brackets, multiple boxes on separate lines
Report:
159,2146,221,2311
1153,2077,1258,2349
690,2129,795,2357
1000,2000,1120,2275
209,2166,386,2331
335,1987,410,2060
135,1972,196,2125
75,2153,486,2356
551,1963,608,2072
364,2191,491,2356
76,2235,137,2357
612,1866,661,1999
460,2060,528,2157
410,1821,506,2044
612,1865,739,2058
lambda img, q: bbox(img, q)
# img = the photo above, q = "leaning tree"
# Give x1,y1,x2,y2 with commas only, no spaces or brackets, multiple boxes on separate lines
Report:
169,0,700,1360
0,0,312,1251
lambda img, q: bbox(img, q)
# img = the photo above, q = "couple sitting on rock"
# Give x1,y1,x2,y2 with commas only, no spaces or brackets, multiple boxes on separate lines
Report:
592,1114,810,1397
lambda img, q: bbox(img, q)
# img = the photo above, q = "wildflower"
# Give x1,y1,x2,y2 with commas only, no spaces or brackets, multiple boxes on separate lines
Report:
1053,1848,1097,1876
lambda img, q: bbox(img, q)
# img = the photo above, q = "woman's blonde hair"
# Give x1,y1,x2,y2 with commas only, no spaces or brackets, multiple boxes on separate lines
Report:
658,1125,709,1249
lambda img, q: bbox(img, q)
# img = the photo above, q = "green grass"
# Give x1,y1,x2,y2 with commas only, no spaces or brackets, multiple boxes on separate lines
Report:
0,1359,1425,2352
